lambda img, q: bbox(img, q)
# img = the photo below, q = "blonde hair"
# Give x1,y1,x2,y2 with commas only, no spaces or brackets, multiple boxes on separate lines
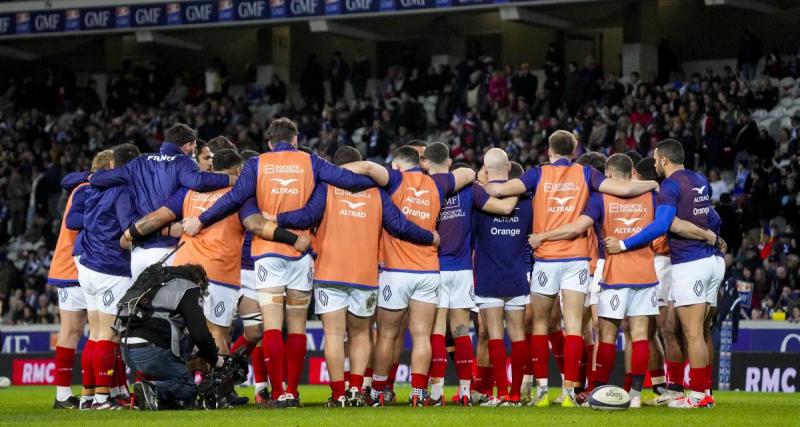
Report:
91,150,114,172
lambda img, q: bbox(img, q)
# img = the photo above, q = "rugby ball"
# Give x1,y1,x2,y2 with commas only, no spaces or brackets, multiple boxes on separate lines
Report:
0,376,10,388
587,385,630,410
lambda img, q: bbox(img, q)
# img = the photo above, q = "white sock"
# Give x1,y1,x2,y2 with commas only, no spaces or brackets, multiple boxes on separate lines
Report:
430,381,443,400
522,375,534,388
537,378,548,388
565,387,575,398
689,391,705,401
255,382,268,393
704,389,711,396
94,393,108,404
56,386,73,401
629,389,641,399
459,380,471,397
363,376,373,388
561,374,567,393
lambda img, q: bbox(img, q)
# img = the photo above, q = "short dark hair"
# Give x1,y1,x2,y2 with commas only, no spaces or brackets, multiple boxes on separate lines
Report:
548,130,576,156
208,136,236,153
333,146,362,166
605,153,633,177
509,161,524,179
576,152,607,172
655,139,685,165
212,149,242,171
626,150,644,166
393,145,420,166
240,150,260,163
635,157,659,180
113,143,140,167
165,123,197,146
451,162,472,171
406,140,427,148
424,142,450,165
195,138,208,155
265,117,298,145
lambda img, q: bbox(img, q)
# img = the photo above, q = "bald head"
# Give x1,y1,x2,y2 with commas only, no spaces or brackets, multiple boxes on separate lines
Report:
484,148,510,172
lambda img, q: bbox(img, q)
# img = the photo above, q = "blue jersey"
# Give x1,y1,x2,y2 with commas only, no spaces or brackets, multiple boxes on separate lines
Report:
90,142,230,249
436,181,473,271
241,232,254,271
660,170,715,264
62,172,90,257
472,182,533,298
78,185,135,277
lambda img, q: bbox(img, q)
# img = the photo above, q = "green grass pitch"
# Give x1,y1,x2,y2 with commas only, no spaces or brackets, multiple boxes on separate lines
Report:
1,385,798,426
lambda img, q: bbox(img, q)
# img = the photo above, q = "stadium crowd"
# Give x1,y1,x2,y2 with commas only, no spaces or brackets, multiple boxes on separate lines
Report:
1,38,800,327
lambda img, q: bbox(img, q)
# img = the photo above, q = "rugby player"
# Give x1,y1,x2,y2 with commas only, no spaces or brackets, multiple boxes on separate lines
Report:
182,117,376,407
340,144,475,406
195,139,213,172
604,139,721,409
484,131,658,407
269,146,438,407
76,143,140,409
473,148,532,407
90,123,234,280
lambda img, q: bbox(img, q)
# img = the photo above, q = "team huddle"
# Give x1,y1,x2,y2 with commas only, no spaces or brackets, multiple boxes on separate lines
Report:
46,117,725,410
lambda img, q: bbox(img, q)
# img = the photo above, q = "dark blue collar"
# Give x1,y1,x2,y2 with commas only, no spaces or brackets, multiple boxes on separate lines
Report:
160,142,183,155
488,179,508,183
551,158,572,166
405,167,423,173
272,142,296,152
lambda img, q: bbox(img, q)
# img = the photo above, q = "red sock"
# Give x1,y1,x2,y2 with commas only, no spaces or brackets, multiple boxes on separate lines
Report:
330,380,345,400
263,329,285,399
623,373,632,392
510,340,527,401
410,373,427,390
81,340,95,389
706,364,713,392
488,339,509,397
230,335,257,356
350,374,364,391
579,344,593,389
114,344,128,392
666,360,684,387
93,340,116,390
530,334,549,380
364,367,373,379
55,346,76,388
650,368,666,382
563,335,584,384
387,362,399,391
454,336,473,382
285,333,306,396
631,340,649,376
548,331,565,375
251,346,268,384
595,342,616,386
690,367,705,393
430,334,447,379
524,334,535,376
476,366,492,395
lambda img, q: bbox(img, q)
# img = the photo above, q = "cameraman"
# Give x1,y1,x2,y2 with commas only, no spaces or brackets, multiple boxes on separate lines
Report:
123,264,218,410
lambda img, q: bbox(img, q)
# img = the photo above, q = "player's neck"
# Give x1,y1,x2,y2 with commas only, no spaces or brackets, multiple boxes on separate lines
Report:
487,170,508,182
397,163,420,172
426,163,449,174
548,154,570,164
664,163,683,178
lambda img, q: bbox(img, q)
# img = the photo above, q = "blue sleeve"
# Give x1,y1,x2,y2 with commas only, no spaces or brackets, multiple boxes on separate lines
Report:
709,207,721,234
89,166,128,189
432,173,456,204
199,157,258,226
177,156,230,191
585,166,607,192
61,172,89,191
380,190,434,244
656,179,680,208
519,167,541,193
65,187,87,230
163,188,189,219
238,197,260,223
472,183,490,209
115,189,136,230
276,182,328,229
312,154,376,192
581,192,604,224
385,168,404,194
623,205,676,251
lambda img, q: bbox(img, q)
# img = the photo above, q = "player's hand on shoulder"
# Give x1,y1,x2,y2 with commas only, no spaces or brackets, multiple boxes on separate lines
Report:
605,237,623,254
293,235,311,253
717,237,728,254
477,167,489,185
183,217,203,237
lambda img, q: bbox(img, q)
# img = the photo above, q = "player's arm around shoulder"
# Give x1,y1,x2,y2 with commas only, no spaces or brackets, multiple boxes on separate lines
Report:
340,160,390,188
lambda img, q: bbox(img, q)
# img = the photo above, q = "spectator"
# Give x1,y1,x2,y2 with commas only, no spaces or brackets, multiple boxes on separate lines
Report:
738,28,763,81
351,52,370,100
510,63,537,103
301,54,325,107
329,51,349,103
709,168,730,203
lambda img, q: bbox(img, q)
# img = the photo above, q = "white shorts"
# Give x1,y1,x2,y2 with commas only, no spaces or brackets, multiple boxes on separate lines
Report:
315,284,378,318
437,270,476,309
77,265,132,315
531,260,590,296
254,254,313,292
708,256,726,308
476,294,530,311
654,255,672,307
585,259,604,307
598,286,659,320
378,271,440,310
203,284,240,327
57,286,87,312
132,246,176,281
240,269,257,301
669,256,718,308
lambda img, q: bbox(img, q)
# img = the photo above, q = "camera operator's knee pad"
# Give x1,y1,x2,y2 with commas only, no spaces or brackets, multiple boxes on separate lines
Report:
240,311,263,328
257,291,284,308
286,293,311,311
